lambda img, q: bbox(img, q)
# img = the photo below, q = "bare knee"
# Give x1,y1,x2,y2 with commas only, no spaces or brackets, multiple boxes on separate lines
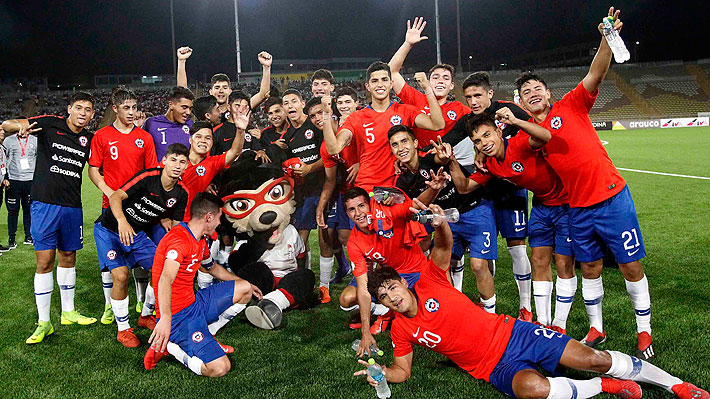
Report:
512,370,550,399
234,279,253,304
112,268,130,286
339,286,357,307
57,250,76,267
619,260,644,281
587,349,612,373
204,357,231,378
555,255,576,279
469,258,489,274
581,260,603,279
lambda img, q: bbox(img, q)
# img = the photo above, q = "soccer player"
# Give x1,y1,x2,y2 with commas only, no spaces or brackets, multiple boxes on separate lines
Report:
144,193,262,377
2,120,37,248
445,111,576,333
94,144,190,347
212,91,267,157
143,86,194,160
356,202,708,399
516,8,654,359
311,69,336,98
2,92,98,344
192,95,222,126
89,86,158,324
259,97,290,165
323,62,445,192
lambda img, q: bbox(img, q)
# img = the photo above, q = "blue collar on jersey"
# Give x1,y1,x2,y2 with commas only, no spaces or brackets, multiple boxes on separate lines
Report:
366,101,394,111
179,222,198,241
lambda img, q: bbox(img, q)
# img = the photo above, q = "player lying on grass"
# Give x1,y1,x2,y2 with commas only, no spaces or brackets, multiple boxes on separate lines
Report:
356,201,708,399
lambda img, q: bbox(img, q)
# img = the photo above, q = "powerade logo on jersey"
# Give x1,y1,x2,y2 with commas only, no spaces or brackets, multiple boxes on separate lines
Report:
425,298,440,313
390,115,402,126
135,139,144,148
245,133,252,143
166,198,177,208
192,331,204,343
447,110,457,120
512,162,524,173
550,116,563,130
182,125,190,134
420,169,430,179
107,250,117,260
196,165,206,176
304,129,314,140
79,136,88,147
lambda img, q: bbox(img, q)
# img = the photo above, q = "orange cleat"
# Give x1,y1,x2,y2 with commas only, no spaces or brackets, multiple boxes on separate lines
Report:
370,311,394,335
117,328,141,348
672,382,709,399
635,331,655,360
144,347,167,370
518,308,533,322
318,286,331,304
549,325,567,335
214,336,234,354
601,377,642,399
580,327,607,348
138,315,157,331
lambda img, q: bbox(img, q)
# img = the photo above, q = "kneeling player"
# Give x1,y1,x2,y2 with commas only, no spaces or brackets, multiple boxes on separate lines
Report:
145,193,262,377
356,203,707,399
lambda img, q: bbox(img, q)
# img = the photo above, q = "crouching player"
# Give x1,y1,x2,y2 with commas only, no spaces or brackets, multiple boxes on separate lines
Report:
356,202,708,399
145,193,262,377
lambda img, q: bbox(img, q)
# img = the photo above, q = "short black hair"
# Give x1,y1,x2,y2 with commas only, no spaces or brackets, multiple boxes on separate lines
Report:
312,69,335,85
190,192,224,220
229,90,250,105
190,120,213,136
387,124,415,141
367,266,403,299
282,88,303,100
465,113,498,137
210,73,231,87
343,187,369,206
515,72,547,93
69,91,95,107
263,97,283,113
428,63,455,79
164,143,189,159
366,61,391,81
304,97,322,115
110,86,137,107
192,95,218,121
335,87,358,102
462,71,491,91
168,86,195,102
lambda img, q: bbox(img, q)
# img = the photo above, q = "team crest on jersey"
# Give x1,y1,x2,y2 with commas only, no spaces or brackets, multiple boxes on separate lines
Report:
79,136,88,147
192,331,204,343
166,198,177,208
245,133,252,143
167,249,178,260
106,250,117,261
304,129,314,139
390,115,402,125
425,298,440,313
550,116,563,130
446,110,457,120
495,119,507,130
196,165,206,176
512,162,524,173
135,138,144,148
182,125,190,134
420,169,430,179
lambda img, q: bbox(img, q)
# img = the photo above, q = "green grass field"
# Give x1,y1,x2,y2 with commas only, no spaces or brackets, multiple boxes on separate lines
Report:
0,127,708,398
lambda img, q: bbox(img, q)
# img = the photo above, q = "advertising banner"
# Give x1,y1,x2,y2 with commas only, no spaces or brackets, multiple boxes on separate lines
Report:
660,117,710,128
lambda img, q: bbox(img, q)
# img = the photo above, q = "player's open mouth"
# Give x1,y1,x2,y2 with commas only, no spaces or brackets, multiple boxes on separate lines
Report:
397,150,409,159
482,143,494,153
435,85,446,90
529,97,542,105
288,110,298,117
375,89,386,95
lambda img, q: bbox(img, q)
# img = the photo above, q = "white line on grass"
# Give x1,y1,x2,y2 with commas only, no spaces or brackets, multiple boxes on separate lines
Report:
617,168,710,180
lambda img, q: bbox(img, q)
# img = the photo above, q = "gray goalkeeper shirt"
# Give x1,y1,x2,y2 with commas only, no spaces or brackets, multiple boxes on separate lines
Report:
3,134,37,181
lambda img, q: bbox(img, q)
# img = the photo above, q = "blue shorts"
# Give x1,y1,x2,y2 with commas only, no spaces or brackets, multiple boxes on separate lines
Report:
494,189,529,239
151,223,168,245
528,202,573,257
168,281,235,365
450,200,498,260
293,195,319,231
568,186,645,264
349,272,420,302
326,194,353,230
94,222,157,272
489,321,573,398
30,201,84,251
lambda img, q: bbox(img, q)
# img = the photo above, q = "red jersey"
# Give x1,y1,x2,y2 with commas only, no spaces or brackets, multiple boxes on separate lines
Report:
397,82,471,148
391,259,516,382
533,82,625,207
340,103,420,192
470,133,569,206
152,223,212,319
88,125,158,208
181,153,228,220
347,199,426,278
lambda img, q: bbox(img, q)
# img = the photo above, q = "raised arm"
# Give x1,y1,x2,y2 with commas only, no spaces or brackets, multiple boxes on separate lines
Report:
495,107,551,150
321,96,353,154
1,119,30,134
409,200,452,270
583,7,621,94
388,17,428,94
225,112,248,165
250,52,273,109
176,46,193,88
413,73,445,131
449,158,481,194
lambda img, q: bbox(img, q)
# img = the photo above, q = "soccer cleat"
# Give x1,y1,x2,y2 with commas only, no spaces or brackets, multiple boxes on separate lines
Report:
245,299,283,330
601,377,643,399
370,312,394,335
318,286,331,304
330,259,351,285
8,240,17,250
23,237,33,245
135,301,144,314
144,348,167,370
26,321,54,344
117,328,141,348
0,244,8,252
348,312,362,330
580,327,607,348
138,315,157,331
61,310,97,325
549,325,567,335
672,382,709,399
100,303,115,325
518,308,533,322
214,336,234,354
635,331,655,361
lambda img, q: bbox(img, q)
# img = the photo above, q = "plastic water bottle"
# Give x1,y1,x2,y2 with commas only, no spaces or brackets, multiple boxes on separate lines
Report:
602,16,630,63
370,187,406,204
411,208,460,225
367,358,392,399
352,339,384,357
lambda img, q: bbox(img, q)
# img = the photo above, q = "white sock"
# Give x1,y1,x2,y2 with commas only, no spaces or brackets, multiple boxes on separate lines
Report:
208,303,246,335
509,245,532,311
533,280,553,325
371,303,389,316
319,256,334,288
197,270,214,290
101,271,113,305
582,277,604,331
34,272,53,322
606,351,682,391
546,376,602,399
553,276,577,329
450,259,465,291
141,284,155,317
481,294,496,314
306,251,312,270
625,276,651,334
56,267,76,312
264,289,290,311
341,304,359,312
167,342,204,376
132,267,150,303
111,296,131,331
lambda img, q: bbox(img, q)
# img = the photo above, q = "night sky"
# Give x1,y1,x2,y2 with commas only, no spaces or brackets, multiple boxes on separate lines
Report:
1,0,708,83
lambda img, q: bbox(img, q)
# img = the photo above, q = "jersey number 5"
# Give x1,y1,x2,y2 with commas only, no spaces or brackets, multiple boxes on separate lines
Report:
365,127,375,144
